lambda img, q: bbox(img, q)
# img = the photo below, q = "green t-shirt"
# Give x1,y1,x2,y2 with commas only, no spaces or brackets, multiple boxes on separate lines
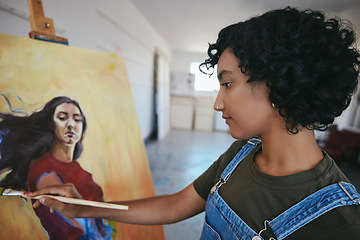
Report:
194,139,360,239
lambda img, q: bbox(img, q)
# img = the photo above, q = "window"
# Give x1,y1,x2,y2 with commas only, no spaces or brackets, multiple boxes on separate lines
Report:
190,62,219,92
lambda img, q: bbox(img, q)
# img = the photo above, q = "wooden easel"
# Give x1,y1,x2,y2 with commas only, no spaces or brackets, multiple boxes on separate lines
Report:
27,0,68,45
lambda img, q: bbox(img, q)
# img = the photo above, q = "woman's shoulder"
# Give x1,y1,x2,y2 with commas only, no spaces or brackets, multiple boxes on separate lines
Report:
28,153,55,188
29,152,53,167
28,152,65,180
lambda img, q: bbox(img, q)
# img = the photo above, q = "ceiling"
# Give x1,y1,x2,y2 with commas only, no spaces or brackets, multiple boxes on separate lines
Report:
130,0,360,53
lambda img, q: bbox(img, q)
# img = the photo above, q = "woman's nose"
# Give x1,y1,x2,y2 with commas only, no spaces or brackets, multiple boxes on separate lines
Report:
67,119,75,129
213,95,223,111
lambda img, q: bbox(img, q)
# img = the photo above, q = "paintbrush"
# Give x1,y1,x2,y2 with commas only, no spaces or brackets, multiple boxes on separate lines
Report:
0,187,128,210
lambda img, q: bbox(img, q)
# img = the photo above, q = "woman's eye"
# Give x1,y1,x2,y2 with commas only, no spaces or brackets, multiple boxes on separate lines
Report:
74,119,82,122
58,117,66,121
220,82,232,89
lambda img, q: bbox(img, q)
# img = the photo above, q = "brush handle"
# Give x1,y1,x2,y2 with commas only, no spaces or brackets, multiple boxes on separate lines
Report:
30,195,129,210
2,188,128,210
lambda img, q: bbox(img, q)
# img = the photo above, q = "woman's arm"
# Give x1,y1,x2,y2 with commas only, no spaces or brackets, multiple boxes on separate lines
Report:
30,183,206,225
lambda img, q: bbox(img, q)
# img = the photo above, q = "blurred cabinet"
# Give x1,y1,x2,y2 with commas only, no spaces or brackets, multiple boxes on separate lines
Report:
194,95,215,131
170,93,229,132
170,96,195,129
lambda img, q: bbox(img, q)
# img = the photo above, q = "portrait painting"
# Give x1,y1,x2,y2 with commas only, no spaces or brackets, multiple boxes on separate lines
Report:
0,33,164,240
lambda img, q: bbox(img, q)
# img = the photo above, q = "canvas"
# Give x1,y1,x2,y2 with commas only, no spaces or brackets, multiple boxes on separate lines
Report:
0,33,165,240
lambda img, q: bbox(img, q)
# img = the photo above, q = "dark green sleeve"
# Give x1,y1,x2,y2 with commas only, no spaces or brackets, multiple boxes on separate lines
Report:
193,140,246,200
193,154,221,200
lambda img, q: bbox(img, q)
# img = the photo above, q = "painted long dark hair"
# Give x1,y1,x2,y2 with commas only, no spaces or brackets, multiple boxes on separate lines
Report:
0,96,87,190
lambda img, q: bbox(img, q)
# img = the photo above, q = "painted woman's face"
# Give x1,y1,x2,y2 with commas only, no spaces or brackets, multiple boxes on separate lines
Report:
53,103,83,146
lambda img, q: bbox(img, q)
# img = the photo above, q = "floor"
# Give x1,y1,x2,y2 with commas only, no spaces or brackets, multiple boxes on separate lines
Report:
146,129,235,240
145,129,360,240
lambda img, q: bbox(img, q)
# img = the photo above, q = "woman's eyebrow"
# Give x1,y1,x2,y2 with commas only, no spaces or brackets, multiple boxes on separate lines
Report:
57,111,68,116
217,70,232,81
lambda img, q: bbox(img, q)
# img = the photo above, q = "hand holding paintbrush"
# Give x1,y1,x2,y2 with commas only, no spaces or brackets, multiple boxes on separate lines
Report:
0,186,128,211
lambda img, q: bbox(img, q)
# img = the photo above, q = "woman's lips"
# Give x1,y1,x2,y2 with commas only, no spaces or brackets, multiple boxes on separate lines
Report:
66,132,74,137
222,116,231,124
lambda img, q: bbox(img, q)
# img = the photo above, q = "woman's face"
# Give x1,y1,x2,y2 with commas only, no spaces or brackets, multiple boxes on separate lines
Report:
214,48,279,139
53,103,84,146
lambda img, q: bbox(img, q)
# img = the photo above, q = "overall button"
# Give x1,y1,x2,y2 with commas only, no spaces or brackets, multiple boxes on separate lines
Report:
252,236,262,240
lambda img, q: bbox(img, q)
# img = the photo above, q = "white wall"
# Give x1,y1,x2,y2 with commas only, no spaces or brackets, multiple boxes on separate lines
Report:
0,0,171,140
171,49,208,72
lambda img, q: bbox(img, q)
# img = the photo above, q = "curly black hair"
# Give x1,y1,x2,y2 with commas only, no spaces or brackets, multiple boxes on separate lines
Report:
0,96,87,190
200,7,360,133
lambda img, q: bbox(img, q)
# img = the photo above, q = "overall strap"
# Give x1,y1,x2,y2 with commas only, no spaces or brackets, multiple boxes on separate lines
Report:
221,138,261,181
210,137,261,194
268,181,360,240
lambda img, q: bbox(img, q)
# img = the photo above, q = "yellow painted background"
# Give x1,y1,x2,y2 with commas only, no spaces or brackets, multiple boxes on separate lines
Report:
0,33,164,240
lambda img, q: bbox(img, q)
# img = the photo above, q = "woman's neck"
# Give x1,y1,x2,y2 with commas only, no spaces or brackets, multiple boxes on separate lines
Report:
255,129,323,176
50,141,75,163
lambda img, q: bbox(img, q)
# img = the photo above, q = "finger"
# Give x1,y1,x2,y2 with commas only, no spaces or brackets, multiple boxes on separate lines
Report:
27,188,52,197
28,185,67,197
32,200,41,208
39,197,64,211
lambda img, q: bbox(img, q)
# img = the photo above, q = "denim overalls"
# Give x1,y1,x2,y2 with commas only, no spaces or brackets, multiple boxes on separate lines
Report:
200,138,360,240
